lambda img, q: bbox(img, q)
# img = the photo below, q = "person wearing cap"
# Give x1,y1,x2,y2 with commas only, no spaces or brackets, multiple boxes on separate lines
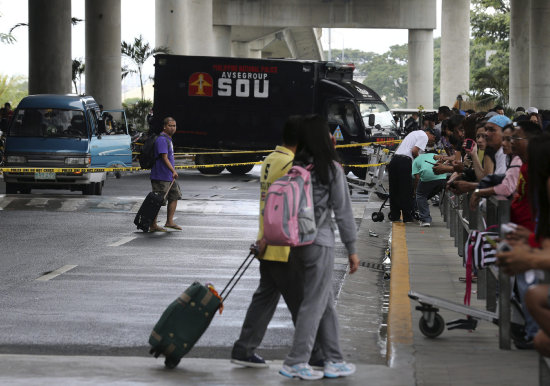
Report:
485,114,511,174
388,128,438,222
449,114,511,195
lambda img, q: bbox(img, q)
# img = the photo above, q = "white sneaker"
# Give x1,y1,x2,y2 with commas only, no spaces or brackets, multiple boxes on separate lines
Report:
419,222,431,227
324,361,356,378
279,363,324,380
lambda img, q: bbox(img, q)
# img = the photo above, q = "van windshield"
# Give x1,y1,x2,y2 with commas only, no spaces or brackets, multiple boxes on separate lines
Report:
8,108,88,138
359,102,396,130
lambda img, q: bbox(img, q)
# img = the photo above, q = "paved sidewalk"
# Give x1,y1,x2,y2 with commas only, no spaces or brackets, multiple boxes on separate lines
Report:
402,209,539,386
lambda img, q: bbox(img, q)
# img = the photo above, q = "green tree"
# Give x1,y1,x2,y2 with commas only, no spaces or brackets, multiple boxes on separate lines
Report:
122,99,152,132
469,0,510,106
121,35,169,100
0,74,28,106
72,58,85,94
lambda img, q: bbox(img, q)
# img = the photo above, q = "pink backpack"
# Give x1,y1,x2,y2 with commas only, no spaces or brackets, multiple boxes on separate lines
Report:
262,164,328,247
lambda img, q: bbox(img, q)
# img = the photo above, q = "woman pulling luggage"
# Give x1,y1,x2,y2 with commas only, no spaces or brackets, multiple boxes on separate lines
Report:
279,114,359,381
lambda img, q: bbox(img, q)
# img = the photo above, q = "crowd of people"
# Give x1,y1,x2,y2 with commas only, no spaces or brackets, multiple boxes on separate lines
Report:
390,103,550,356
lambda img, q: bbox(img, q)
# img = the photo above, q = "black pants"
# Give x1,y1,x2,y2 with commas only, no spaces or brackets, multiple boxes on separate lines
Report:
388,155,414,221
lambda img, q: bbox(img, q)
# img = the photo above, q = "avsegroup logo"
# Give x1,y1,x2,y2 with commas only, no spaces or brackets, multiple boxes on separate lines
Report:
188,72,213,97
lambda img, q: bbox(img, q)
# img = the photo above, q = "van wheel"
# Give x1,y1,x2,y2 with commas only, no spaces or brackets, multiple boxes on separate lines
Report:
196,154,225,175
226,165,254,175
93,182,103,195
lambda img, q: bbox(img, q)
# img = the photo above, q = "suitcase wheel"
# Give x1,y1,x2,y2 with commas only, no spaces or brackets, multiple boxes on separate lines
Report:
165,356,181,369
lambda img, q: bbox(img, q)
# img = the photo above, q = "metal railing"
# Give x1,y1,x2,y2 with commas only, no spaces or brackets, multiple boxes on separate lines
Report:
440,191,512,349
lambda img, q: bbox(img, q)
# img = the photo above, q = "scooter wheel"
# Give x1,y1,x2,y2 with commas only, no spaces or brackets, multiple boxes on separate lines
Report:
371,212,384,222
164,356,181,369
419,313,445,338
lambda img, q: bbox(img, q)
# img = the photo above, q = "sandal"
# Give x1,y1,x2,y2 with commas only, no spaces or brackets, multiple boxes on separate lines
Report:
150,226,168,232
165,224,183,230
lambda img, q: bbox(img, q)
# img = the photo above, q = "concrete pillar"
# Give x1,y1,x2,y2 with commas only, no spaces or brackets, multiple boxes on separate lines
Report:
408,29,434,109
85,0,121,108
509,0,530,109
213,26,232,57
156,0,215,56
440,0,470,107
155,0,186,54
28,0,72,94
529,0,550,108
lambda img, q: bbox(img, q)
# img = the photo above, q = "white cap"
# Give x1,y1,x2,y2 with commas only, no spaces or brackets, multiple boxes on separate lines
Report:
527,106,539,114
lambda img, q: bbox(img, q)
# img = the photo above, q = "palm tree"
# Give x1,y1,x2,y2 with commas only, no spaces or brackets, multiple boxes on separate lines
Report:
121,35,169,100
72,59,85,94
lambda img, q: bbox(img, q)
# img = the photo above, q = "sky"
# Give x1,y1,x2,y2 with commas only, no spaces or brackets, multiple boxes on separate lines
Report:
0,0,441,84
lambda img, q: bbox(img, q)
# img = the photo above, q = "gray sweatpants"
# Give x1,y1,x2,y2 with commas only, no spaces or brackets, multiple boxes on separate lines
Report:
232,257,324,362
284,244,344,366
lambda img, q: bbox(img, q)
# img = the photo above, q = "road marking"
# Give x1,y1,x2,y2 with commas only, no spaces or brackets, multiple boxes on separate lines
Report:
35,265,78,281
25,198,49,208
58,198,81,212
109,236,136,247
0,196,15,210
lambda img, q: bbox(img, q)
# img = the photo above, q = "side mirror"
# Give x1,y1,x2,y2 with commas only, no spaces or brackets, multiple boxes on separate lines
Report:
368,114,375,127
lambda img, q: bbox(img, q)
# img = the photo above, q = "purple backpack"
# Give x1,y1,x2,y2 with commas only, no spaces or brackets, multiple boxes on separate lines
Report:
263,164,328,247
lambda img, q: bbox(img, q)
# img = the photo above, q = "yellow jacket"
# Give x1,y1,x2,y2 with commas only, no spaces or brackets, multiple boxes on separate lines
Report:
257,146,294,262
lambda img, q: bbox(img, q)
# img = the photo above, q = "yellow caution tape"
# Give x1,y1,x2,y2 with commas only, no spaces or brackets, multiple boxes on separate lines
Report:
169,139,402,156
0,160,389,173
341,162,389,168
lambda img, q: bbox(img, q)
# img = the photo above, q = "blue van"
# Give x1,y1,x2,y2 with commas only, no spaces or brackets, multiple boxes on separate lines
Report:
3,94,132,195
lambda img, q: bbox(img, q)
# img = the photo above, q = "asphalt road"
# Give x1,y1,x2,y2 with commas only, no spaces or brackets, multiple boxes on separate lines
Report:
0,167,373,359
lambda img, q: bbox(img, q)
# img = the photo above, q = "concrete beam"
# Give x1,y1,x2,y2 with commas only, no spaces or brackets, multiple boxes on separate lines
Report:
214,0,436,29
28,0,72,94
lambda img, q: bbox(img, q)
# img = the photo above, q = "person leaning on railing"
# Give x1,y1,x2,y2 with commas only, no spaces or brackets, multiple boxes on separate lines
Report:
497,133,550,356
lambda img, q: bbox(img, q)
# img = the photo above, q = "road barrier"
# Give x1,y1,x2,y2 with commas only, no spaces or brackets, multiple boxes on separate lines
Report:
440,191,512,350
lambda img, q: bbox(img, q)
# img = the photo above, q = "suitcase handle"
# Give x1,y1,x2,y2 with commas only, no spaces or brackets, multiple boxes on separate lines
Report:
219,247,257,302
162,180,175,201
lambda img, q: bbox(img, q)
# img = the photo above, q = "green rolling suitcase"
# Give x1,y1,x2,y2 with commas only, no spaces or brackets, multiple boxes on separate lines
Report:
149,249,256,368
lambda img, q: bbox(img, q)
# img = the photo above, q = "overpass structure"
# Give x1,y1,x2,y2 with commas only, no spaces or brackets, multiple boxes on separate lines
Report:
26,0,550,111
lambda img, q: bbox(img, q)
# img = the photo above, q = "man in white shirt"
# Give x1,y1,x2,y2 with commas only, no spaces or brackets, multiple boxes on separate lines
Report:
485,114,511,174
388,128,438,222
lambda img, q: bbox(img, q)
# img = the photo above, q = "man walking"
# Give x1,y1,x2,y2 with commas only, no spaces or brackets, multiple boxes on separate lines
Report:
388,127,437,222
231,116,323,368
149,117,182,232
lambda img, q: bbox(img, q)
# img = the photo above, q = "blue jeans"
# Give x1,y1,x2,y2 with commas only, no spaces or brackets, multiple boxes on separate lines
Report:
516,272,539,339
415,179,446,223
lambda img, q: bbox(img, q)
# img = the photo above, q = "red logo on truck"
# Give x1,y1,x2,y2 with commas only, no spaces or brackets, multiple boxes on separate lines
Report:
189,72,213,97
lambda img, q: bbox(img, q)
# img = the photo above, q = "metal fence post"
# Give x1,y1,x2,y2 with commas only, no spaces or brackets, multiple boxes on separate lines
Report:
495,197,511,350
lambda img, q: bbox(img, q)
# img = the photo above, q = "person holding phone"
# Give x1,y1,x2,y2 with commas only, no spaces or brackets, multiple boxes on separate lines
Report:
411,151,448,227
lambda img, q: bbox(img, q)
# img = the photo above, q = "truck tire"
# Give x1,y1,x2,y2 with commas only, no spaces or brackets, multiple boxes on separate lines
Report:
82,184,94,195
195,154,225,175
5,183,17,194
226,164,254,175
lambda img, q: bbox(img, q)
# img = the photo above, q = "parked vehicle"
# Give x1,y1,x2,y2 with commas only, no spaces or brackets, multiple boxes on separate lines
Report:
3,94,132,195
151,55,398,178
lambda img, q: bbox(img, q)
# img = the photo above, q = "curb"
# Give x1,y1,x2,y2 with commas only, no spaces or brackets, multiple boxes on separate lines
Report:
386,222,414,368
